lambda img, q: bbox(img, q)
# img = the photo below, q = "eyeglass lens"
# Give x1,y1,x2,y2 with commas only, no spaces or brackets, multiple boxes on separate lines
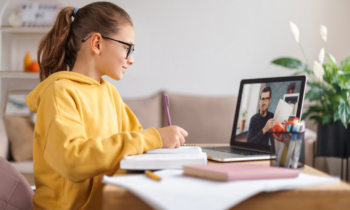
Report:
127,45,134,59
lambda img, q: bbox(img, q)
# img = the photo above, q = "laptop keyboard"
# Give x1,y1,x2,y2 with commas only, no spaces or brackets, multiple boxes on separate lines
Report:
204,147,269,156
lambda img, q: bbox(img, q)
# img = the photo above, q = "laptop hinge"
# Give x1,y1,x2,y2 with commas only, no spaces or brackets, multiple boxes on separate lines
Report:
230,145,269,153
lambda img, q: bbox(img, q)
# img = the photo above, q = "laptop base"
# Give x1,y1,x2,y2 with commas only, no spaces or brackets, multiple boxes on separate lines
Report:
201,146,271,162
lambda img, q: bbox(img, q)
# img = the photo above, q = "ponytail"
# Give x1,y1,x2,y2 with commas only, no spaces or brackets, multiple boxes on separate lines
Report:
37,2,133,82
38,7,74,82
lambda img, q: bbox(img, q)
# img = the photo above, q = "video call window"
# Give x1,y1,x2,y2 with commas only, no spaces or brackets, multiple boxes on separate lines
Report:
235,81,302,145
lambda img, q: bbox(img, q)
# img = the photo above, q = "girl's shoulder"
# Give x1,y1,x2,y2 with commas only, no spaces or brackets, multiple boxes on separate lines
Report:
101,79,121,96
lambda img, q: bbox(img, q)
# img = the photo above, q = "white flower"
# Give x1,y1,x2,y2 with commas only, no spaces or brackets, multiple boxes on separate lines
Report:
289,21,300,43
320,25,327,42
319,48,325,64
313,61,324,81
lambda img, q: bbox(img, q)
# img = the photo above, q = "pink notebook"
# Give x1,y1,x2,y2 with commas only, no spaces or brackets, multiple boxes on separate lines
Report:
183,164,299,181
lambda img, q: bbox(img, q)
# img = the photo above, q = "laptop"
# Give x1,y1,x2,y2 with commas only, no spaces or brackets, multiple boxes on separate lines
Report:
201,76,307,162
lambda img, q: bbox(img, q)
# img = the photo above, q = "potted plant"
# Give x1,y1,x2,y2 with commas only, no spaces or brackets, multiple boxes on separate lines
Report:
271,22,350,159
239,109,247,130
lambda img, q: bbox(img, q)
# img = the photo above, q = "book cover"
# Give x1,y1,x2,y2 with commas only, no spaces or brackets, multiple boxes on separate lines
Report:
183,164,299,181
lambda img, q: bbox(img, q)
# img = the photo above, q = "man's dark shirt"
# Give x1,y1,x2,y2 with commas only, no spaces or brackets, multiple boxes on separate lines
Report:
247,111,274,145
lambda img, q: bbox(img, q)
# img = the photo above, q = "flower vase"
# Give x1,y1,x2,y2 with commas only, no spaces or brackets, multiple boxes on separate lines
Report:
239,119,246,130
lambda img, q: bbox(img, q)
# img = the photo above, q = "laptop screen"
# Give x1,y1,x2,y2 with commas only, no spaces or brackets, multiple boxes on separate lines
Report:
230,76,306,152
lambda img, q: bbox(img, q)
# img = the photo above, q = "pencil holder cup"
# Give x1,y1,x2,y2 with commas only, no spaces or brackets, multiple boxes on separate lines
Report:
268,131,305,169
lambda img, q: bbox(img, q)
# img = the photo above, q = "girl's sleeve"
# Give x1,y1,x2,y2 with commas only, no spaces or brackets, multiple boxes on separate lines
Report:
44,116,161,183
42,83,162,183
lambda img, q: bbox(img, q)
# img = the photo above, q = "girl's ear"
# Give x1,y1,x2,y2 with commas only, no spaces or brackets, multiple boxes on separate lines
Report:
90,33,102,55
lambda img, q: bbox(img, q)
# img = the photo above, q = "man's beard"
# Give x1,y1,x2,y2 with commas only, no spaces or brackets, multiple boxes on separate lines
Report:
260,107,268,115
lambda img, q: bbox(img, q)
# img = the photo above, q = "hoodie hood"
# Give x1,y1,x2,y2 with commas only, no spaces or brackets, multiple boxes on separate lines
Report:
25,71,102,113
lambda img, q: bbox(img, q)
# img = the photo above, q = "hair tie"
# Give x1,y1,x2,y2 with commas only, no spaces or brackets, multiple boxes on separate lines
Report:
73,7,80,17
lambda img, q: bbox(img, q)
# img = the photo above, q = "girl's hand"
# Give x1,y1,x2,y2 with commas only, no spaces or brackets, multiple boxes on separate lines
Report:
156,126,188,148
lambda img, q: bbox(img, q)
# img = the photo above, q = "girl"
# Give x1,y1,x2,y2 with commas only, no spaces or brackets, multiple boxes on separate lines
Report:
25,2,188,209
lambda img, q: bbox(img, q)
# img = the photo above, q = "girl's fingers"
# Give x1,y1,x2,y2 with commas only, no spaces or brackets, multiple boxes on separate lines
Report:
179,135,185,145
178,127,188,137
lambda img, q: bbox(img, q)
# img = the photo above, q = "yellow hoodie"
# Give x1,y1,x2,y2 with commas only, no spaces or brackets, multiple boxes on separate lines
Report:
25,71,162,210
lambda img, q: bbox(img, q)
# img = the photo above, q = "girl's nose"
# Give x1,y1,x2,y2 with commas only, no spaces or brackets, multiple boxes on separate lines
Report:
127,55,134,65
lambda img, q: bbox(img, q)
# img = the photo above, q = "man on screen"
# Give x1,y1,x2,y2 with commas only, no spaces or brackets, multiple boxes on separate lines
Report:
247,86,274,145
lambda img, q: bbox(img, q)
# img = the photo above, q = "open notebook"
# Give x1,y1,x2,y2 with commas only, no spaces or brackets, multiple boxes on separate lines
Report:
120,146,207,170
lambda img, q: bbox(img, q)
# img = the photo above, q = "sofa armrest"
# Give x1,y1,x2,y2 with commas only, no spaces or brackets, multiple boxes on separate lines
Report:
0,118,9,159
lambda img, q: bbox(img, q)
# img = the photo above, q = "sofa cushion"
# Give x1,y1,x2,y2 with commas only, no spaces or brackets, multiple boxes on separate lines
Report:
123,93,162,129
166,93,237,144
4,115,34,162
0,156,34,210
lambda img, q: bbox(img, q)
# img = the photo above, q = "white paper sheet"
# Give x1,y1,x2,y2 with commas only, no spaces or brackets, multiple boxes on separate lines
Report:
274,99,293,123
120,153,207,170
103,169,339,210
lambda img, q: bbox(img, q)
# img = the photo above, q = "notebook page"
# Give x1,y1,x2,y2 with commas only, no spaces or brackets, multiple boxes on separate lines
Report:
124,153,206,160
120,153,207,170
146,146,202,154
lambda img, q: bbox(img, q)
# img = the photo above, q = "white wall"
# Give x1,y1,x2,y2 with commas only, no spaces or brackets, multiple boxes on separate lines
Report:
2,0,350,98
106,0,350,97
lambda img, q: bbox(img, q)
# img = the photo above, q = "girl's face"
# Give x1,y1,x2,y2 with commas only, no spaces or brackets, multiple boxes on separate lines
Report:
96,24,135,80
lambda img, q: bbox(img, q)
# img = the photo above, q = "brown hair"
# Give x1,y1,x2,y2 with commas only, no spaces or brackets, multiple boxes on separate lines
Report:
261,86,272,99
37,2,133,81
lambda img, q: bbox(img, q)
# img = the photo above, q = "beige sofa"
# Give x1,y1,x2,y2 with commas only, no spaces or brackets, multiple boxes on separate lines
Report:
0,75,317,177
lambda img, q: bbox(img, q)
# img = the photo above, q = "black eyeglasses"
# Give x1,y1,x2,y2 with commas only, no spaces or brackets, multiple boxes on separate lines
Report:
81,35,134,59
260,97,270,102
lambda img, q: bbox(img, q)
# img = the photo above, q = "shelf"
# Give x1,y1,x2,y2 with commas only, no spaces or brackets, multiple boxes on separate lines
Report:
0,26,51,34
0,71,39,78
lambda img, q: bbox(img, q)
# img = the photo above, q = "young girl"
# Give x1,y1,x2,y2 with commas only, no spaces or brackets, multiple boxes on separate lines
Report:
25,2,188,209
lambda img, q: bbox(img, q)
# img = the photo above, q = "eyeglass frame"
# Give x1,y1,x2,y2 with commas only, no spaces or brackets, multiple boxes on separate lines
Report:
260,97,271,102
81,35,134,59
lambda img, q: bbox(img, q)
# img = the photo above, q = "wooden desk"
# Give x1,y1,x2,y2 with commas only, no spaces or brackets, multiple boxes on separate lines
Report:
103,154,350,209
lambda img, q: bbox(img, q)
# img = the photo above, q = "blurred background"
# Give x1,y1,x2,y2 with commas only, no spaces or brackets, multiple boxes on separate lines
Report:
1,0,350,97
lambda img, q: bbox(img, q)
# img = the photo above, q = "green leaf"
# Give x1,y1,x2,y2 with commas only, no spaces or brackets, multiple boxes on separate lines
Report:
327,102,334,114
337,70,350,75
301,105,323,121
305,86,326,101
323,63,334,84
307,81,316,87
332,76,341,90
309,115,323,122
308,105,324,112
292,71,306,76
303,65,313,74
340,56,350,69
342,64,350,72
331,95,343,106
301,109,313,121
334,112,340,122
337,73,350,90
337,101,350,128
271,57,304,70
327,53,338,69
322,114,333,124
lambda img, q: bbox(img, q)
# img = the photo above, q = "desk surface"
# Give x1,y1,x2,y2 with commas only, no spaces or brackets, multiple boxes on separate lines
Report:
103,146,350,210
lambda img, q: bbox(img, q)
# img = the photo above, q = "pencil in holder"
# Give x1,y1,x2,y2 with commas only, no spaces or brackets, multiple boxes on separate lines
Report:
268,131,305,169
